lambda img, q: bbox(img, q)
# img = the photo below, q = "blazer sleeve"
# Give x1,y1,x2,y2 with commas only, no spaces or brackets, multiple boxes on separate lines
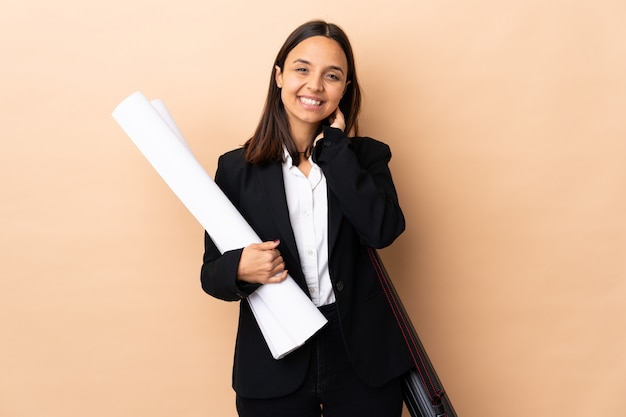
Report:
312,126,405,248
200,153,261,301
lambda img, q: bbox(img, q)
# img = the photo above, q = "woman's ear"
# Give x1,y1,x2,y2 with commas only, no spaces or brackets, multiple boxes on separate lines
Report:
275,65,283,88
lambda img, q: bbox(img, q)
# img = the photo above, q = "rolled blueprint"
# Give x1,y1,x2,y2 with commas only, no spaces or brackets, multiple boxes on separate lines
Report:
112,91,327,359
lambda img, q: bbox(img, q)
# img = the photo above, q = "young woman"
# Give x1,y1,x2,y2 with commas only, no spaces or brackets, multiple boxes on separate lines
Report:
201,20,413,417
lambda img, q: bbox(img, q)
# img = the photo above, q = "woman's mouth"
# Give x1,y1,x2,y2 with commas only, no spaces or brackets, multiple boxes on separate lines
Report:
299,96,322,106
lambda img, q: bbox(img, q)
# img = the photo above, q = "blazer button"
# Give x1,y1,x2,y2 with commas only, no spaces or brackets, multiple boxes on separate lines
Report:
335,281,344,292
323,140,332,147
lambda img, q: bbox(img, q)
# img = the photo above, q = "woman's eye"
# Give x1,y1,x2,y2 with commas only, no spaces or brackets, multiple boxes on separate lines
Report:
327,73,340,81
295,67,308,73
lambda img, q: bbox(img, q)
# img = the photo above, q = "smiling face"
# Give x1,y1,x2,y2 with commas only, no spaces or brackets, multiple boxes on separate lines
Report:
275,36,349,141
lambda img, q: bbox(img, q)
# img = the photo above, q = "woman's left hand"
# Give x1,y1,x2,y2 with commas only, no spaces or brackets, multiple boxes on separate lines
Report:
327,107,346,131
314,107,345,146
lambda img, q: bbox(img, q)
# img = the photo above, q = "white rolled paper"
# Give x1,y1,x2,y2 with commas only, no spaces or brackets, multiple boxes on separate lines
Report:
112,91,327,359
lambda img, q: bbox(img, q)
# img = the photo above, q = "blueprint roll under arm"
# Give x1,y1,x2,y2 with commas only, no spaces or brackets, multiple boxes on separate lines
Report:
112,91,327,360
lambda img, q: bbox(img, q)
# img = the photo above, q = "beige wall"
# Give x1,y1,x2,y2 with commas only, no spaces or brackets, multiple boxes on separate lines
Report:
2,1,625,416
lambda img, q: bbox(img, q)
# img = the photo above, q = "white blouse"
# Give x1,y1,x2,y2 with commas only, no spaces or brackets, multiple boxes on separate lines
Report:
282,149,335,307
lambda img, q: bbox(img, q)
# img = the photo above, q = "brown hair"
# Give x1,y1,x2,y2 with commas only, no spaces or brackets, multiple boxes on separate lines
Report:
244,20,362,166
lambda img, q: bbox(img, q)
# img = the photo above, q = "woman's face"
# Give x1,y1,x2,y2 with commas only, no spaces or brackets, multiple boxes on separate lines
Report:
275,36,348,135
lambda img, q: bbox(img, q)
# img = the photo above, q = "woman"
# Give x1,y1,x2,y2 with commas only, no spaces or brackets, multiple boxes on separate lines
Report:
201,20,413,417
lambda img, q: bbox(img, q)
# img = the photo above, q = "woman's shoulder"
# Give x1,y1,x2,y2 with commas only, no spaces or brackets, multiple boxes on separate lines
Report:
219,147,247,162
217,147,250,172
350,135,389,149
348,135,392,161
215,147,248,182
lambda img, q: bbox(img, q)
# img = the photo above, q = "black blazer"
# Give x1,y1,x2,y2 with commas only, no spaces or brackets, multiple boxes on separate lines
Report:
201,126,413,399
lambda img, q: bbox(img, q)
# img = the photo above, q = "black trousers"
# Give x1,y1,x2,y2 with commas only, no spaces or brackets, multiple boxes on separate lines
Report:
236,303,404,417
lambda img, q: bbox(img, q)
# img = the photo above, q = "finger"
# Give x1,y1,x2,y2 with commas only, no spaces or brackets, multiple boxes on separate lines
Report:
313,132,324,147
331,109,346,130
270,254,284,268
267,270,288,283
257,239,280,251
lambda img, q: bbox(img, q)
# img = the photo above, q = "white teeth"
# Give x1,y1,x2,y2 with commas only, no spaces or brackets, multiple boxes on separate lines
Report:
300,97,321,106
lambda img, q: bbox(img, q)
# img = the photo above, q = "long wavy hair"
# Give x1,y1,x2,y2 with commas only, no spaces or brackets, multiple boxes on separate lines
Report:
244,20,362,166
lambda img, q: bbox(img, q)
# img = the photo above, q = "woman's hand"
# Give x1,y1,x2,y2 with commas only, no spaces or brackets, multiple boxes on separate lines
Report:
236,240,288,284
314,107,346,146
327,107,346,131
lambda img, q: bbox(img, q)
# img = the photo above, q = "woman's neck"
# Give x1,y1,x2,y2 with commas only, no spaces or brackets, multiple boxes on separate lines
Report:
290,123,320,153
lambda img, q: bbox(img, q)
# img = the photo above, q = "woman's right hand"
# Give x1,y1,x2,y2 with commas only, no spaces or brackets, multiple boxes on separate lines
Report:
236,240,288,284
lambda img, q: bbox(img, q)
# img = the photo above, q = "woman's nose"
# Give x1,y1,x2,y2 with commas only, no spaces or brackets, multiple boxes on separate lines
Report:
307,74,323,91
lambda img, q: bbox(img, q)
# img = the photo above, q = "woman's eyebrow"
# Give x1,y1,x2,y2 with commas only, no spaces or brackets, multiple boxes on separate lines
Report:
292,58,311,66
328,65,345,74
292,58,345,74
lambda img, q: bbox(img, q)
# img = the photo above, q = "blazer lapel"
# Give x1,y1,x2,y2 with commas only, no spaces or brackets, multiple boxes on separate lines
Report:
254,162,344,293
254,163,304,284
326,189,343,260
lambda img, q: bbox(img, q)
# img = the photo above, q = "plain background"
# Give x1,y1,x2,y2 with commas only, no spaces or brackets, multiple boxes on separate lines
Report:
2,1,625,416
